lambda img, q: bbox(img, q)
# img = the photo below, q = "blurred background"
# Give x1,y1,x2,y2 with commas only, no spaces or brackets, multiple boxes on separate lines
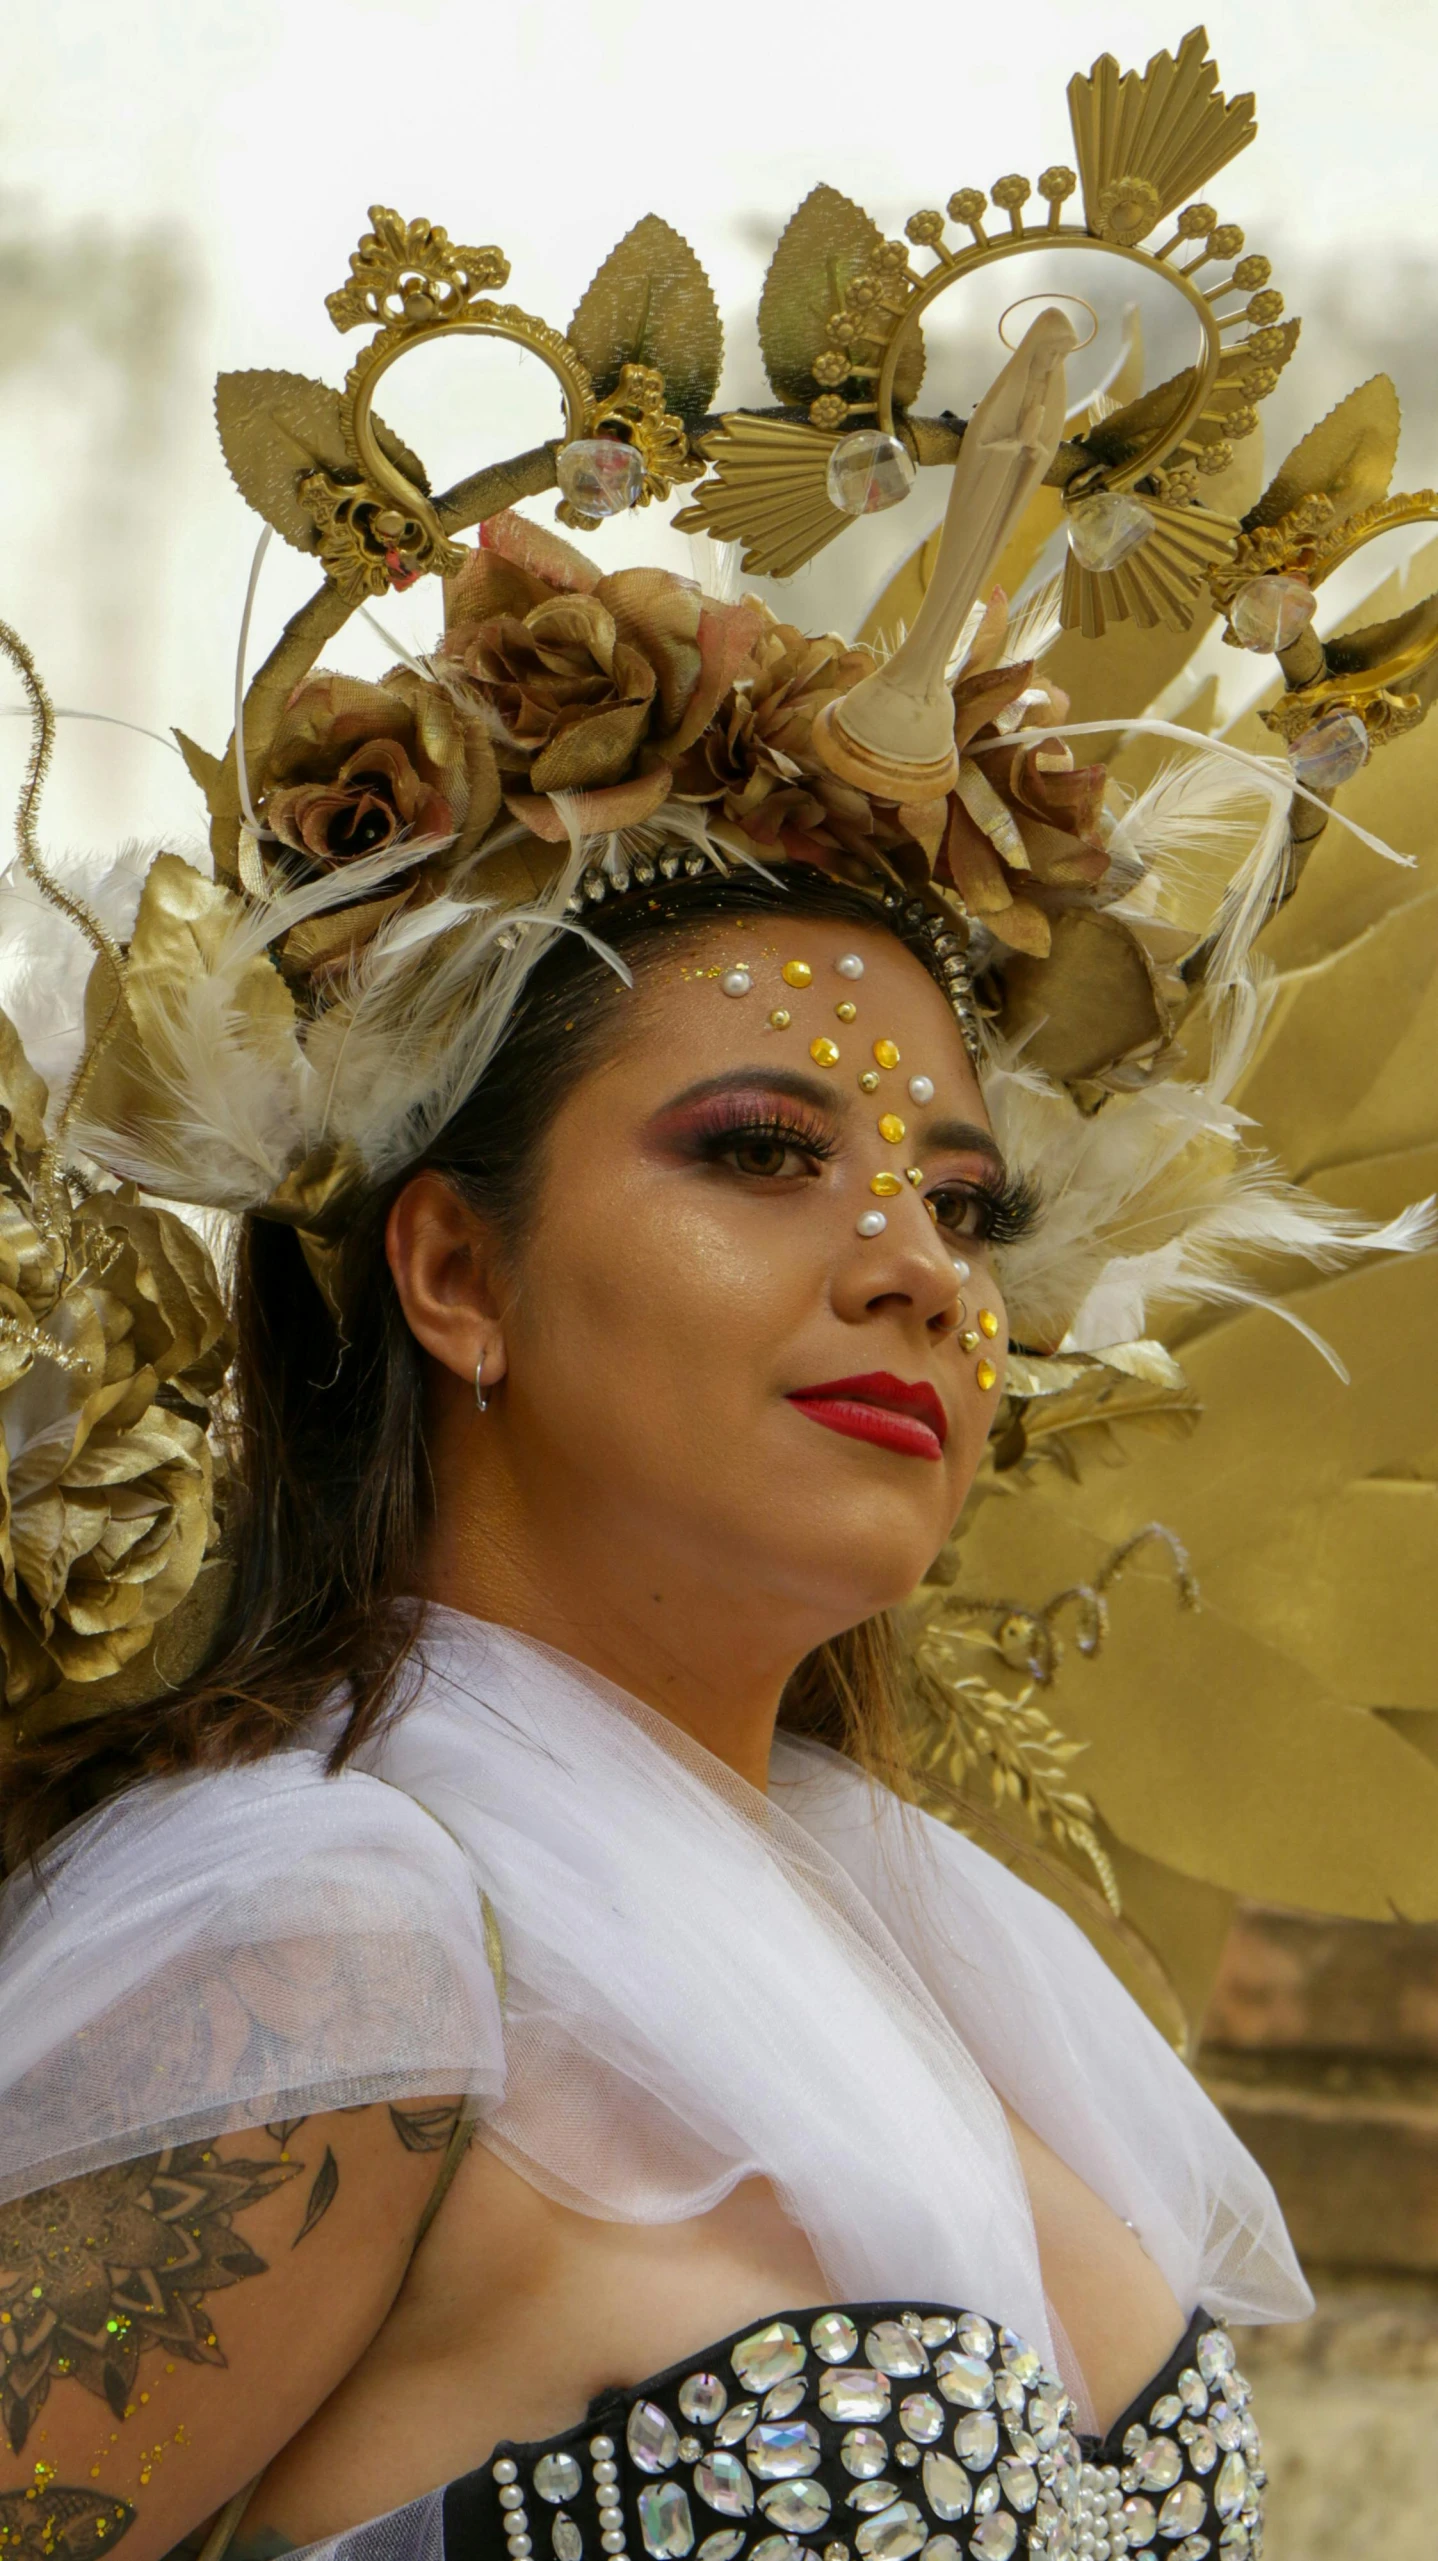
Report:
2,0,1436,2547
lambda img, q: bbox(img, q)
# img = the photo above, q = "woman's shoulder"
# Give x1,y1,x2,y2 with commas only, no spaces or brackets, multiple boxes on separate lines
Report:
0,1748,505,2205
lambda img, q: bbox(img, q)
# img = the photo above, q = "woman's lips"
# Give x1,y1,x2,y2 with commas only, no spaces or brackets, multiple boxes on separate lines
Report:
786,1372,948,1462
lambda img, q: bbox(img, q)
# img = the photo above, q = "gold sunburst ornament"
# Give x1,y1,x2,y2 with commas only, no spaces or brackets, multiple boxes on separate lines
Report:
678,26,1294,635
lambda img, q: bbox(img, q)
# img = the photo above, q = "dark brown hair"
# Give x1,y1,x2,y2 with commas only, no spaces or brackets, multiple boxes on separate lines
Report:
2,870,951,1869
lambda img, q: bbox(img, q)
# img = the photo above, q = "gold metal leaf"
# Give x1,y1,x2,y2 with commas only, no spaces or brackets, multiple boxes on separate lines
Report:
567,215,722,429
759,184,891,409
673,413,846,577
1061,497,1238,638
214,369,430,554
1247,374,1401,533
1066,28,1256,240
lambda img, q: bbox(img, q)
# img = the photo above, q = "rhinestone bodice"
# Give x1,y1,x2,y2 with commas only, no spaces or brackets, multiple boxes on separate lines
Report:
442,2302,1265,2561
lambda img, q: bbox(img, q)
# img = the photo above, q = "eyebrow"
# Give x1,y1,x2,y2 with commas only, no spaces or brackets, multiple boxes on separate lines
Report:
654,1071,1007,1170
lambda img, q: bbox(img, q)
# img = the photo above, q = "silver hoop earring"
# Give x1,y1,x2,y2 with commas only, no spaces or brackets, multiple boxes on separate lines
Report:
474,1350,489,1414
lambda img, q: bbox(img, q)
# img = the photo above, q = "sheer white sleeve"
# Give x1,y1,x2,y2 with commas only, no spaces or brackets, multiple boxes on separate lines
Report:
0,1751,505,2203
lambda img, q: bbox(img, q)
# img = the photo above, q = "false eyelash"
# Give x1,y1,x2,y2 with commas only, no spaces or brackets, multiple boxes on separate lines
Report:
691,1102,840,1163
974,1167,1043,1244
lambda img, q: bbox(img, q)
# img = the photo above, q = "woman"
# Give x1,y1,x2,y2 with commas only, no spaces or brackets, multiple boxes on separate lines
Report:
0,162,1405,2561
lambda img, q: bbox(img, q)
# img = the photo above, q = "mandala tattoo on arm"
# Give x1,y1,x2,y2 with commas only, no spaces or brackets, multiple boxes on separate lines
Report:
0,2145,299,2457
0,2482,136,2557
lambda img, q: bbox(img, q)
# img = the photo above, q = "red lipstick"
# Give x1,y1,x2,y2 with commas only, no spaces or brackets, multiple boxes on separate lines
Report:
787,1372,948,1462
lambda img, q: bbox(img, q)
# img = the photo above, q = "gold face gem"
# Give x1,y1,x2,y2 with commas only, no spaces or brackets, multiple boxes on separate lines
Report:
835,1000,858,1023
976,1358,998,1392
810,1036,840,1068
870,1171,903,1197
859,1070,881,1093
978,1308,1000,1338
878,1113,906,1144
769,1008,792,1030
905,1167,924,1186
782,959,813,989
872,1039,900,1070
959,1328,980,1353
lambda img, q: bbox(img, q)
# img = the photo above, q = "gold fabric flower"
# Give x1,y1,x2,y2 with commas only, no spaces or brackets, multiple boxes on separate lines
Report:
261,663,500,872
0,1030,231,1712
933,657,1110,957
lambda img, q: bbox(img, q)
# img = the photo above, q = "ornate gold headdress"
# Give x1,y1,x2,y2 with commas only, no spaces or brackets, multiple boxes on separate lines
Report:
4,28,1438,2025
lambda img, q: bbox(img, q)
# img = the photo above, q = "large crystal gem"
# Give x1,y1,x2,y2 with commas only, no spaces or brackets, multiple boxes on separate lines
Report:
1065,492,1155,571
998,2334,1040,2386
764,2382,807,2420
1149,2394,1182,2429
695,2455,755,2517
747,2421,821,2479
1214,2453,1249,2520
811,2313,859,2364
733,2323,807,2392
920,2453,972,2522
1197,2330,1235,2385
1294,690,1372,786
697,2536,745,2561
1228,573,1317,652
760,2482,833,2535
841,2431,890,2480
535,2455,584,2505
1178,2369,1208,2416
639,2484,695,2558
865,2324,928,2378
1025,2391,1064,2450
957,2315,994,2359
826,430,916,518
680,2374,728,2426
1157,2481,1206,2539
847,2483,902,2514
969,2516,1018,2560
1209,2407,1242,2452
629,2402,682,2473
995,2459,1036,2514
934,2353,993,2411
972,2481,999,2520
1128,2439,1182,2494
992,2374,1024,2421
1121,2495,1158,2546
555,438,645,520
1187,2425,1217,2474
715,2405,759,2447
854,2500,929,2560
899,2395,944,2444
821,2370,892,2423
920,2318,956,2348
554,2519,583,2561
954,2412,999,2471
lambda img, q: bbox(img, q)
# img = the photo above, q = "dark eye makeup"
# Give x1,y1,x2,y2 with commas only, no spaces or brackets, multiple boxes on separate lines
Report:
680,1089,1043,1245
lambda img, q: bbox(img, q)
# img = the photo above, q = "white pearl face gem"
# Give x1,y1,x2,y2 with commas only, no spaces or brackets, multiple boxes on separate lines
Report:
907,1075,935,1105
835,953,865,979
952,1258,971,1282
721,968,753,997
856,1210,888,1238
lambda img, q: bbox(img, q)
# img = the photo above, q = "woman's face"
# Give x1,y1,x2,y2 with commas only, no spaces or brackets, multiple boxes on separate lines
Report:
434,911,1024,1642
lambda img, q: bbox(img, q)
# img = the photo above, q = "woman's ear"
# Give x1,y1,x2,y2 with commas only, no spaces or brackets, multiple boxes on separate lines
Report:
385,1172,509,1391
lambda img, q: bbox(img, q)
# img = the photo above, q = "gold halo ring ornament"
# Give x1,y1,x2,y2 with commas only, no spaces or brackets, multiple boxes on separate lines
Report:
998,292,1100,355
678,31,1295,636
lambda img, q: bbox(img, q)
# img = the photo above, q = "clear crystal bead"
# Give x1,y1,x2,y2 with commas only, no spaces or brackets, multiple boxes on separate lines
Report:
714,2405,759,2447
935,2353,994,2411
841,2432,890,2481
866,2324,929,2378
925,2542,962,2561
639,2484,695,2559
1187,2427,1217,2475
973,2478,999,2518
629,2403,681,2474
1128,2441,1182,2494
733,2324,806,2392
899,2395,944,2444
1197,2332,1235,2385
1228,572,1317,652
920,2317,956,2348
996,2459,1037,2514
826,430,917,518
854,2500,928,2561
1065,492,1156,571
1157,2483,1206,2540
847,2484,902,2515
894,2445,920,2472
957,2316,995,2360
535,2456,584,2505
1120,2497,1157,2548
680,2374,727,2427
970,2515,1018,2561
1149,2396,1182,2431
921,2452,973,2521
554,2518,583,2561
1175,2540,1213,2560
1214,2454,1248,2521
1289,707,1369,789
812,2314,860,2364
746,2421,821,2479
955,2412,1000,2470
695,2455,755,2517
697,2536,745,2561
1177,2372,1208,2416
993,2374,1024,2420
763,2381,807,2420
999,2335,1040,2386
1209,2408,1241,2453
751,2537,801,2561
760,2482,833,2535
821,2371,892,2424
556,438,645,519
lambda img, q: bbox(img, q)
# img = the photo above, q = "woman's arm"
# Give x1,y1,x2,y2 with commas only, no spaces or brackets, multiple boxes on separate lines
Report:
0,2096,464,2561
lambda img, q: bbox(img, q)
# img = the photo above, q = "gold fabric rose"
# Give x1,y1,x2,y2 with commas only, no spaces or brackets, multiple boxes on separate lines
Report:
261,663,501,873
440,511,761,842
0,1030,231,1712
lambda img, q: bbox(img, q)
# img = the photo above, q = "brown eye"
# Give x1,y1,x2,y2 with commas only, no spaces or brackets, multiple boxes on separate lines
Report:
928,1186,987,1239
729,1137,811,1178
